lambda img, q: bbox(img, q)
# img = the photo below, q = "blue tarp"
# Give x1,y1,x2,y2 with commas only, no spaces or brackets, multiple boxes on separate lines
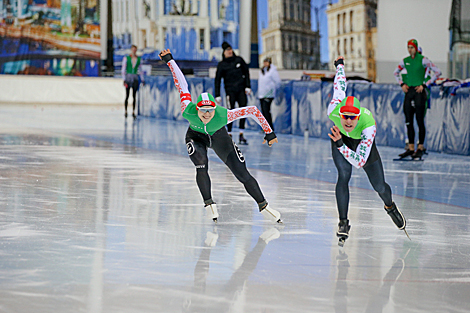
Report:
138,77,470,155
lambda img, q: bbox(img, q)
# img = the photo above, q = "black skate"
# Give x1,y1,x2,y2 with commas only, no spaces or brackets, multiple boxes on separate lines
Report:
336,219,350,247
398,149,414,159
411,149,424,160
239,133,248,145
385,202,410,240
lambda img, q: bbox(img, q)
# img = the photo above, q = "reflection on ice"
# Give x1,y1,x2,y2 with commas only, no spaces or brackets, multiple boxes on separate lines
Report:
0,104,469,312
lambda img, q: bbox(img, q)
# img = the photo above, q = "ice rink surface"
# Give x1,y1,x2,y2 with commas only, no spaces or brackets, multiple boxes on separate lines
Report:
0,104,469,313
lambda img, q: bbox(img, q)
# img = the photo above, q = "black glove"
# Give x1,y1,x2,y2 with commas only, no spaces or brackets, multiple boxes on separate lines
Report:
264,132,277,145
160,52,173,63
333,137,344,148
334,58,344,68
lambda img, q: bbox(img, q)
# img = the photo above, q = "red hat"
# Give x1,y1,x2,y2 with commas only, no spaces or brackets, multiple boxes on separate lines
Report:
407,39,418,51
196,92,216,107
339,96,361,115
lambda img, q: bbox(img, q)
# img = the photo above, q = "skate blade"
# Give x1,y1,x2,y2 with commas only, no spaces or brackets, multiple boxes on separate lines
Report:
276,219,283,224
403,229,411,240
338,238,345,247
213,218,217,223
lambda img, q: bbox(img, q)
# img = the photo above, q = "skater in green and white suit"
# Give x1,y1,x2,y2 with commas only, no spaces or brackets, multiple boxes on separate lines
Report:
328,57,408,244
159,49,282,223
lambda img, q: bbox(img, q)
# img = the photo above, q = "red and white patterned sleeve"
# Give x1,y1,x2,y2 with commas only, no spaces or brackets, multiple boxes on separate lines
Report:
337,125,376,169
167,59,192,113
327,64,347,116
422,58,441,86
227,106,273,134
394,60,405,85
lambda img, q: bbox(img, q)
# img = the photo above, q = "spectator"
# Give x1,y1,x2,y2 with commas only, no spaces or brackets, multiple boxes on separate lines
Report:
214,42,251,145
393,39,441,159
258,57,281,130
122,45,145,118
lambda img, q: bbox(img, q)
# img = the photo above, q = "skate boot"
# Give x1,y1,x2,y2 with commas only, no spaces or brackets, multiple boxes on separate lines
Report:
336,219,350,247
259,202,282,223
398,149,414,158
239,133,248,145
411,149,424,159
385,202,406,230
205,203,219,223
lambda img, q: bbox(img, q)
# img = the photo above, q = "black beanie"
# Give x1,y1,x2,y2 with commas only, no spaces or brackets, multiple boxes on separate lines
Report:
222,42,232,51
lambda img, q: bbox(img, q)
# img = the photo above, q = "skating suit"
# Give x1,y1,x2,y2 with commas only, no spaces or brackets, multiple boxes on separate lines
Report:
166,59,274,203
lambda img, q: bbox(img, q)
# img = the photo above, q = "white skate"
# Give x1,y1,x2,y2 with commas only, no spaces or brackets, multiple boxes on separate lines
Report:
260,205,282,223
205,203,219,223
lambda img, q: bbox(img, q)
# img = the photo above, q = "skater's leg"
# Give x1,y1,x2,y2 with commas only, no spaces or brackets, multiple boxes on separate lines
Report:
124,85,131,115
403,90,416,145
332,140,353,220
224,150,265,203
363,157,393,207
131,81,139,117
186,138,212,202
260,98,274,130
415,91,427,148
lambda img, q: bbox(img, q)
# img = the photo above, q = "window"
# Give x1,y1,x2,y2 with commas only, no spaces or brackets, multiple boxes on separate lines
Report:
344,38,347,55
350,37,354,54
199,29,205,50
350,11,353,32
337,14,340,34
343,12,346,33
337,39,340,55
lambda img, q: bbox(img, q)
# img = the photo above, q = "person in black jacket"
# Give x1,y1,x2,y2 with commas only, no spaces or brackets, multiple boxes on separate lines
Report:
214,42,252,145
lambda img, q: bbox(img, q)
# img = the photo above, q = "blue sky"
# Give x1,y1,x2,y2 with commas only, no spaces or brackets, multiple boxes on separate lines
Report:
257,0,337,63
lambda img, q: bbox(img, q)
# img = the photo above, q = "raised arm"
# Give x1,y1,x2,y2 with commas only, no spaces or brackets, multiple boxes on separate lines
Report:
422,57,441,86
227,106,277,146
327,57,347,116
159,49,191,113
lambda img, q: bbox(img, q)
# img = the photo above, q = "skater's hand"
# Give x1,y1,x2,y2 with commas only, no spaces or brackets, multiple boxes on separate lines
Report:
263,132,278,147
245,88,252,95
159,49,173,63
328,126,343,147
401,83,409,93
334,56,344,68
215,96,222,104
415,85,424,93
123,82,128,88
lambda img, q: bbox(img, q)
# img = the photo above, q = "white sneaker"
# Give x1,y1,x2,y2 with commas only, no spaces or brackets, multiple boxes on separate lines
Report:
205,203,219,223
259,228,280,244
260,205,282,223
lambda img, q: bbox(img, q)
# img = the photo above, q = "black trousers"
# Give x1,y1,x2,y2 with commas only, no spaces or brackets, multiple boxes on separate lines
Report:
124,80,139,113
260,98,274,130
185,127,265,204
226,90,247,132
404,88,427,145
331,141,393,220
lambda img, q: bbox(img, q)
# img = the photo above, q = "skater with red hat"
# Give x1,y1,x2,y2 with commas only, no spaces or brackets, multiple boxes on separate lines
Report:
328,56,409,246
159,49,281,224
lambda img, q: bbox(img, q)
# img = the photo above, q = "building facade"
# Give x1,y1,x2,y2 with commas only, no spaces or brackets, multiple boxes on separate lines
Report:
326,0,377,80
260,0,320,70
112,0,240,61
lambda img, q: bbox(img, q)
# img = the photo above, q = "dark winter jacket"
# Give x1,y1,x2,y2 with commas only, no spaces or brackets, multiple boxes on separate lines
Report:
214,55,251,97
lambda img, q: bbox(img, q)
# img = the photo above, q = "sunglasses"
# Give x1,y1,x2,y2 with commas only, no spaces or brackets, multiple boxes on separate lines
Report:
340,113,360,120
198,107,215,113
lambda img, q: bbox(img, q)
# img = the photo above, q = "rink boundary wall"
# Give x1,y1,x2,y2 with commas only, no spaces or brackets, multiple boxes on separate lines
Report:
0,75,124,105
138,76,470,156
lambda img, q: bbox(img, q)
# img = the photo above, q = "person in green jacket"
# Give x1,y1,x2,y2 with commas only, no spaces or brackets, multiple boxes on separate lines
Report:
329,56,408,246
121,45,145,118
393,39,441,159
159,49,281,224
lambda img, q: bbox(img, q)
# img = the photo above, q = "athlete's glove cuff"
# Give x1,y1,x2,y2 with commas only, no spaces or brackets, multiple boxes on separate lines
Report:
264,132,277,143
160,53,173,63
334,58,344,68
334,138,344,148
